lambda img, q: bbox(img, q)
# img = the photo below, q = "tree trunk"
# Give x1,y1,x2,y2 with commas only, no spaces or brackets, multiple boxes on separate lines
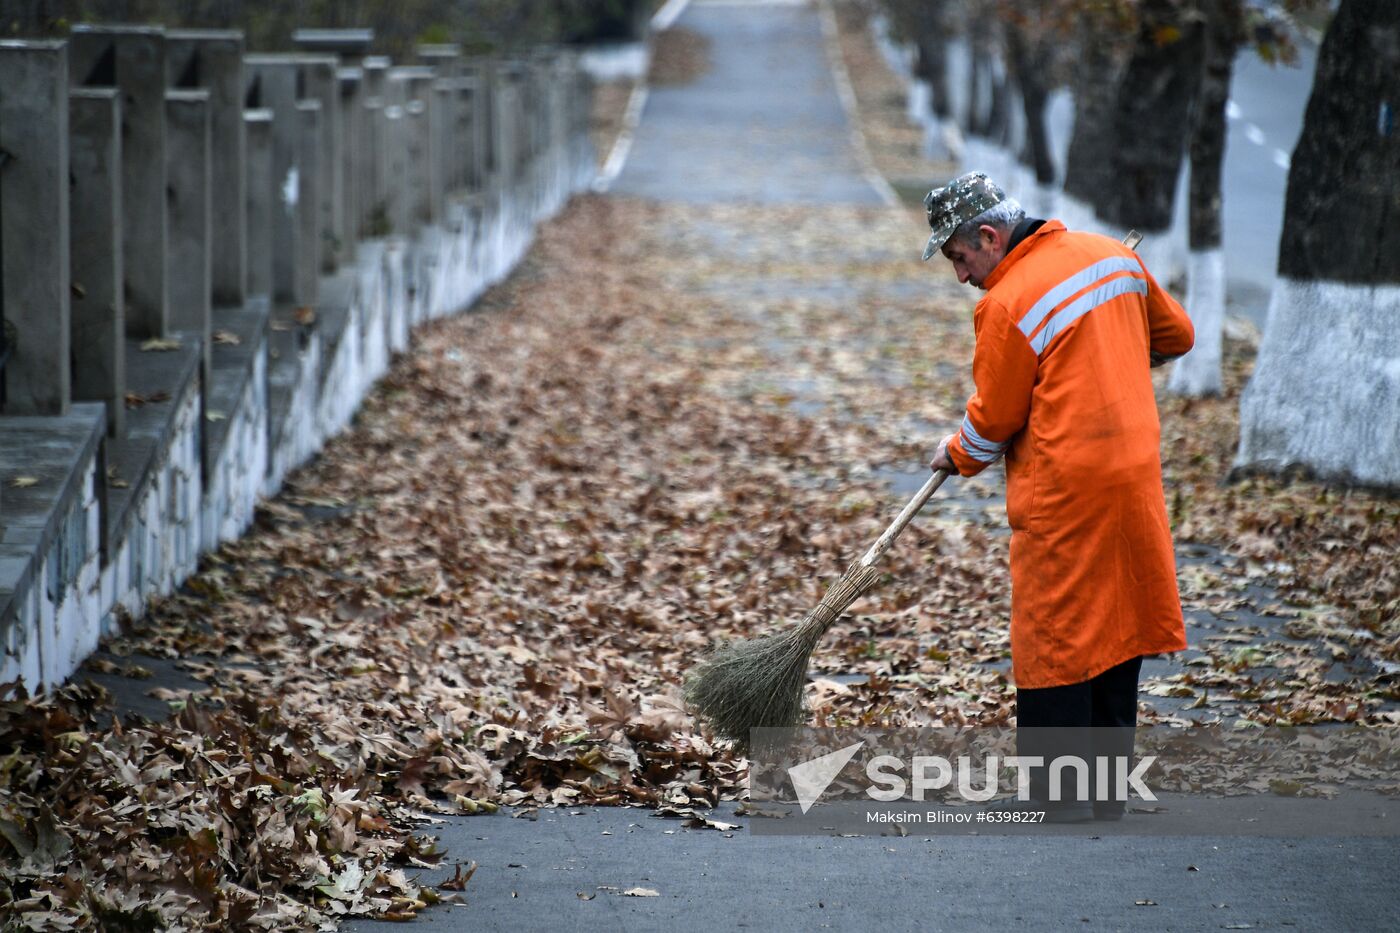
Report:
1005,16,1055,185
1276,1,1400,283
1061,12,1126,216
1099,0,1205,233
986,51,1011,149
965,9,991,138
914,12,956,160
966,50,985,137
1185,2,1239,252
917,33,952,121
1169,0,1244,398
1235,0,1400,487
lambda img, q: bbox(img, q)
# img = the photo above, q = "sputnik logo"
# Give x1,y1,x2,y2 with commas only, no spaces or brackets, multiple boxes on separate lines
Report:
787,741,865,814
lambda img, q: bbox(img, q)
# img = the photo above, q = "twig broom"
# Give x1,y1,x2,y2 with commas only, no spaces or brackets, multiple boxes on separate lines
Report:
684,469,951,746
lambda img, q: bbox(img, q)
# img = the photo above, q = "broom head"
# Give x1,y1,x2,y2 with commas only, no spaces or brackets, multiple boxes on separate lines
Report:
684,561,882,747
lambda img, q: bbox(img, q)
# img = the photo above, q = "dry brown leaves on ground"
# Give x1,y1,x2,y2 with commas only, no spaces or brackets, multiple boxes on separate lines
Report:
589,78,635,168
648,27,712,86
5,66,1400,933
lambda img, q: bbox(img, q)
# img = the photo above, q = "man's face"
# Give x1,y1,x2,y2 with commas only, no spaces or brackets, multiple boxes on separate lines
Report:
940,226,1005,290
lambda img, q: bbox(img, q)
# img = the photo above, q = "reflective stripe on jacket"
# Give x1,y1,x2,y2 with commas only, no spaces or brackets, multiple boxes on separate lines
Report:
947,220,1194,689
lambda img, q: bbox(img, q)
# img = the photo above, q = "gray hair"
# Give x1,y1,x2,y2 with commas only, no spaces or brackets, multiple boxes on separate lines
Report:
948,197,1025,248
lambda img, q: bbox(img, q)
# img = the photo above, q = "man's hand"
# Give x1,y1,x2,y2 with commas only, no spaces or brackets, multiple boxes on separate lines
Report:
930,432,959,475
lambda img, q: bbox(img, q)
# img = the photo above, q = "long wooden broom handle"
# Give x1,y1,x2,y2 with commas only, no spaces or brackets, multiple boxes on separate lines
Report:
858,469,950,568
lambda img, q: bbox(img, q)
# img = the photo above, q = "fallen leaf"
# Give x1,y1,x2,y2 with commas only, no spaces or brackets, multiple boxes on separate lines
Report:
439,861,477,892
125,390,172,409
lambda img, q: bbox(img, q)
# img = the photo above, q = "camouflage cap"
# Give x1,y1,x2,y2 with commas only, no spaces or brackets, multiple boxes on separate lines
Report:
921,172,1007,261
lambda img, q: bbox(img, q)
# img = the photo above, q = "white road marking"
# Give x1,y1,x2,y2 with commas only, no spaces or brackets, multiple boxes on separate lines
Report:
1225,99,1242,120
594,83,651,193
652,0,694,30
1273,148,1291,170
1244,123,1267,146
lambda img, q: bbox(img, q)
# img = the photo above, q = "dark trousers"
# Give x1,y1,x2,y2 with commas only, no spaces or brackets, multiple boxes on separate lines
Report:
1015,655,1143,813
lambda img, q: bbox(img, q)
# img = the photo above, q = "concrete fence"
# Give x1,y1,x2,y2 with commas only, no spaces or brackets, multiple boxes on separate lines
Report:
0,28,596,691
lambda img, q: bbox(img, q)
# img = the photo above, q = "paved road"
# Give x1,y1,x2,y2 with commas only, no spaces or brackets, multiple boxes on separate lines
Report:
348,6,1395,931
1219,44,1316,319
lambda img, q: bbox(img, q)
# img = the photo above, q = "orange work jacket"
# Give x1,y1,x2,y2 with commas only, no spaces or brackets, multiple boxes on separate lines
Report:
947,220,1195,689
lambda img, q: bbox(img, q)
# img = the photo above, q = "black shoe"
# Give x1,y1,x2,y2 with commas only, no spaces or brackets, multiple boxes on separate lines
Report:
985,796,1094,824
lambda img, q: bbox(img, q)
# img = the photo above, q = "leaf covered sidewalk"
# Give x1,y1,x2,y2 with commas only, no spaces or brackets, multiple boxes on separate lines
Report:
4,192,1398,929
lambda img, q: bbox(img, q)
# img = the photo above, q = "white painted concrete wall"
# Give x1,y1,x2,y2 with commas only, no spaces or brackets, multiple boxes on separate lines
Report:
317,310,366,443
202,344,270,551
6,129,596,693
265,331,325,496
2,456,103,690
102,381,203,627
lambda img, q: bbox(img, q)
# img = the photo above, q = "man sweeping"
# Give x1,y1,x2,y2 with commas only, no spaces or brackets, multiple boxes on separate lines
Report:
925,172,1195,822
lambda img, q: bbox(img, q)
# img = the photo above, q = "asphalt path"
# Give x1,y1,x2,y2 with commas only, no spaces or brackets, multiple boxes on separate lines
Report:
610,0,886,205
348,6,1394,930
349,803,1395,933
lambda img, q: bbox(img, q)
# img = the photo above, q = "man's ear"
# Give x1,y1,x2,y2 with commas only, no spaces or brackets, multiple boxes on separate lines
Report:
978,224,1002,251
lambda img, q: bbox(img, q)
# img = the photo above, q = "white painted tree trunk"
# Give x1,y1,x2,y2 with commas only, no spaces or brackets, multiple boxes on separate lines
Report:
1236,279,1400,486
1054,190,1099,238
577,43,649,81
1040,189,1187,291
907,79,930,125
961,135,1023,202
923,118,962,162
1168,248,1225,396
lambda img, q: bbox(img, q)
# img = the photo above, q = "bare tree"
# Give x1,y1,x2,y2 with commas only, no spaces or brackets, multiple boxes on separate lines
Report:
1001,0,1057,185
881,0,958,157
1168,0,1246,397
912,10,953,126
1061,4,1132,217
1097,0,1205,234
